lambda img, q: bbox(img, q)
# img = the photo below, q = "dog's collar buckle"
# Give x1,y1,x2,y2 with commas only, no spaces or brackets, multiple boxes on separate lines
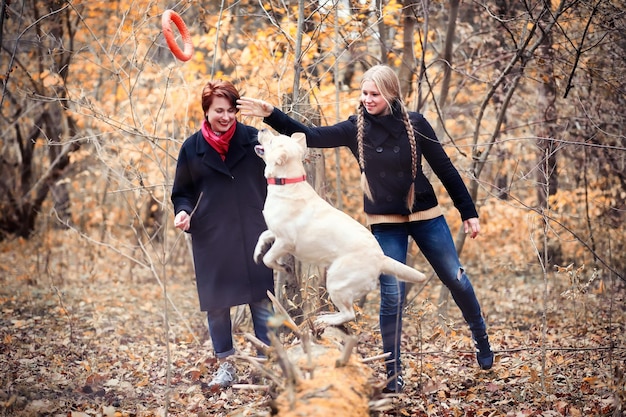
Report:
267,175,307,185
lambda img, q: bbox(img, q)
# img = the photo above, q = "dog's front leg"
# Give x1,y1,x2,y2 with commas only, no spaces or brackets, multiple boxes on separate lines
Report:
254,230,291,272
254,230,276,264
261,239,293,273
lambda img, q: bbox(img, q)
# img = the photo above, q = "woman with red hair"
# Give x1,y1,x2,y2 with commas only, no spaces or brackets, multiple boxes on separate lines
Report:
171,80,274,389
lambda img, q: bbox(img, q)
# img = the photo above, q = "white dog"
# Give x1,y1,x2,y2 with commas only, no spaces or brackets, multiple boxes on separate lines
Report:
254,130,427,326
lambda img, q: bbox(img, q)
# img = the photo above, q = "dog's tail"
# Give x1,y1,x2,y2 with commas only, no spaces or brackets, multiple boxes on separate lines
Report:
381,257,427,283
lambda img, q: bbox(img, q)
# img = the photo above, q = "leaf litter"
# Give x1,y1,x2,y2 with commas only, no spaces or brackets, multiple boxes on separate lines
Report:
0,230,624,416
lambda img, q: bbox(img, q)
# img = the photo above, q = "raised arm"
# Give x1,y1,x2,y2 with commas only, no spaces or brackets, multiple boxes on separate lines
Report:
239,97,357,151
237,97,274,118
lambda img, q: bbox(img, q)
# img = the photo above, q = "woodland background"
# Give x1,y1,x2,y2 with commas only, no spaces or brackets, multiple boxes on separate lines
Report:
0,0,624,416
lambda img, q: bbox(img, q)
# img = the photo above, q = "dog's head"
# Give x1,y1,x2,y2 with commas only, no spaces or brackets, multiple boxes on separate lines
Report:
255,130,307,179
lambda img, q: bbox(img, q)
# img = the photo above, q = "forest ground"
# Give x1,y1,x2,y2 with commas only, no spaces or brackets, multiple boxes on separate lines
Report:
0,229,624,417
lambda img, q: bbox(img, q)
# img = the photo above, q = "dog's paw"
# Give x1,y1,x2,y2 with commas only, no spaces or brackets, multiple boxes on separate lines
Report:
253,248,265,265
253,236,275,264
314,313,353,327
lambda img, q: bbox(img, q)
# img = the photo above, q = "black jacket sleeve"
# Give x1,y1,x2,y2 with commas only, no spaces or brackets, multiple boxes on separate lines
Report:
413,114,478,220
264,108,358,152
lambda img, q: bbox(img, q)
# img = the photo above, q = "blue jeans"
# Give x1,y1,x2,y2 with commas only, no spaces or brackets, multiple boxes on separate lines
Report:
206,298,274,358
372,215,487,374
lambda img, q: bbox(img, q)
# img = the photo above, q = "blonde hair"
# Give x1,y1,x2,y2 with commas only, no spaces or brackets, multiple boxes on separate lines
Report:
357,65,418,210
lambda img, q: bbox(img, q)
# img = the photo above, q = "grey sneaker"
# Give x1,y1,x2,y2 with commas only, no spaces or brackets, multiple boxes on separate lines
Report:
208,361,236,388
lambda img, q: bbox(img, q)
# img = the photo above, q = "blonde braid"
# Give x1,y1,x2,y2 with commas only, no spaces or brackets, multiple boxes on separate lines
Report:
401,105,418,211
356,106,373,202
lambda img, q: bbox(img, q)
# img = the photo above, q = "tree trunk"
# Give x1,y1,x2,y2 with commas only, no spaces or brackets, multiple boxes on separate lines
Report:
398,0,418,97
268,326,375,417
535,0,562,266
375,0,390,64
45,101,75,228
0,1,81,240
435,0,461,322
437,0,459,114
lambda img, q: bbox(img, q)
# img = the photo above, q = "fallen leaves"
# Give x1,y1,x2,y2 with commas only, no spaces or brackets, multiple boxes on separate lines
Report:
0,231,624,417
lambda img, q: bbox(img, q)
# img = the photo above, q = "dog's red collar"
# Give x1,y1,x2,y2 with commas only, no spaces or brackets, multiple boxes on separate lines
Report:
266,175,307,185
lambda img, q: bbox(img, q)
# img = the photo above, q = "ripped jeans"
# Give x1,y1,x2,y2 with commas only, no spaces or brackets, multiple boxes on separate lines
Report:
371,215,487,375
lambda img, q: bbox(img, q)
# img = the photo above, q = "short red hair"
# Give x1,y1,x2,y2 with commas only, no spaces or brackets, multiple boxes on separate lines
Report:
201,80,240,113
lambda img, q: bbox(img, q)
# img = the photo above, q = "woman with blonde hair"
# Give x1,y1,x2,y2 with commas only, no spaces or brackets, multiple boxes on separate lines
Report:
238,65,493,393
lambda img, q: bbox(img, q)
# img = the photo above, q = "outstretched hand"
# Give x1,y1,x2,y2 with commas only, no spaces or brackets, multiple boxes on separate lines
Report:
463,217,480,239
237,97,274,118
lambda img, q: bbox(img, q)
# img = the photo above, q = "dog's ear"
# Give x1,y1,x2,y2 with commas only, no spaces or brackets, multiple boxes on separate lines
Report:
291,132,307,151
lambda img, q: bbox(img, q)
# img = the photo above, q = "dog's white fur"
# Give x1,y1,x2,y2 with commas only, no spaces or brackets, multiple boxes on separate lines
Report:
254,130,427,326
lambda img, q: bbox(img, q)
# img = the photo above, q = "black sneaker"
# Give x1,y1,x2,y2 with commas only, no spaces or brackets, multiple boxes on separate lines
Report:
382,372,404,393
474,334,494,370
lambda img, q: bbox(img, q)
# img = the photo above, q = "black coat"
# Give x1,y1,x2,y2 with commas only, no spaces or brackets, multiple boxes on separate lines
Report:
171,123,274,311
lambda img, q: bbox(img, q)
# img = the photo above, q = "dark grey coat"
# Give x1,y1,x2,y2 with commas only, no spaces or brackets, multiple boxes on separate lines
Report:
171,123,274,311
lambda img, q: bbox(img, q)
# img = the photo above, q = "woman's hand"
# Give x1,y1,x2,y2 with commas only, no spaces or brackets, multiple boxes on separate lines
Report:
463,217,480,239
174,211,191,231
237,97,274,118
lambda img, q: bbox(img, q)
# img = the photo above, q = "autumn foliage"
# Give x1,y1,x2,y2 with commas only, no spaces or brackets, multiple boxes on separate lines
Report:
0,1,624,416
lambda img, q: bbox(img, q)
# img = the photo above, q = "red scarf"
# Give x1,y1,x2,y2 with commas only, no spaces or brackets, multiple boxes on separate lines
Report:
202,120,236,160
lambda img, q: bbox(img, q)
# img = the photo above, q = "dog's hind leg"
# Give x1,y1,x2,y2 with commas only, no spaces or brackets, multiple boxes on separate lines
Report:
314,300,356,326
314,260,377,326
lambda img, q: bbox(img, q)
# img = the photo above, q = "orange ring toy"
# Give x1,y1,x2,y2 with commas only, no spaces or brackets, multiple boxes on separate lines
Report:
162,10,194,62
